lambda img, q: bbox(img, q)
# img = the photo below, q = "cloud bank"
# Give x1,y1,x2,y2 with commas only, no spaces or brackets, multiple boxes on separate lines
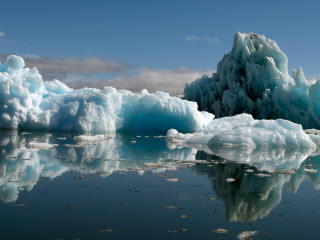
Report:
0,54,213,95
63,67,214,96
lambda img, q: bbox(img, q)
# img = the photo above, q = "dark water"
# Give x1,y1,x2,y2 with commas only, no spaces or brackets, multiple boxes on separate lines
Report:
0,130,320,239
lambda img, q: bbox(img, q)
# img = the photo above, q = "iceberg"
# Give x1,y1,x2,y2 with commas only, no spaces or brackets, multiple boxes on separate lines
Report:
184,32,320,129
0,55,213,133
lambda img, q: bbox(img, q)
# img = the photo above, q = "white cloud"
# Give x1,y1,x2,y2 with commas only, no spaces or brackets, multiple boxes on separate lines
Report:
307,74,320,84
25,56,130,74
63,67,215,96
185,35,199,42
206,37,220,43
185,35,220,44
0,32,5,37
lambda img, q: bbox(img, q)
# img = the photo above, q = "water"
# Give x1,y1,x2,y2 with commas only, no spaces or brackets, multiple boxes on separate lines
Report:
0,130,320,239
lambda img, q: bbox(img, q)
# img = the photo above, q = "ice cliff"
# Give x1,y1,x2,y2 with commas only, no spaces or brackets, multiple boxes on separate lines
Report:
184,32,320,129
0,55,213,133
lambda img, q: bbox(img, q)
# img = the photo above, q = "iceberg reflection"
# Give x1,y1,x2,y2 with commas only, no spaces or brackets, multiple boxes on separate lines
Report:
0,130,197,202
1,130,320,225
193,151,320,222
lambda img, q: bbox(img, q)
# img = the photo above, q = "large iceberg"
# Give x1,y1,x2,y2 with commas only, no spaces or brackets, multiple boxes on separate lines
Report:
184,32,320,129
0,55,213,133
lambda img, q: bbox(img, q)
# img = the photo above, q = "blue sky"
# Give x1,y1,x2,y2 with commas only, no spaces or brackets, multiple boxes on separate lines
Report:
0,0,319,94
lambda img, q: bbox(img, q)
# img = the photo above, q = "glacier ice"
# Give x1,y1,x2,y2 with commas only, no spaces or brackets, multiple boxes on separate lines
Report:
184,32,320,129
0,55,213,133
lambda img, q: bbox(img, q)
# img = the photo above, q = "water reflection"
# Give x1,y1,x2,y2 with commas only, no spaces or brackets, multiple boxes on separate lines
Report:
0,130,320,225
193,151,320,222
0,130,197,202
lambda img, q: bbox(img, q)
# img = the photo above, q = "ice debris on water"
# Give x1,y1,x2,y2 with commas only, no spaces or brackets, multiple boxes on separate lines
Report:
25,142,58,149
304,168,318,173
237,230,258,239
165,178,179,182
74,135,105,142
226,178,236,182
213,228,229,234
254,173,272,177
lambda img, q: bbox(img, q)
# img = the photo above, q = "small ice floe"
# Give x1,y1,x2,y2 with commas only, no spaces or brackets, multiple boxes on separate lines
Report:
57,137,67,140
165,178,179,182
99,228,114,233
167,228,187,234
64,144,84,148
226,178,236,182
245,169,254,173
25,142,58,149
21,132,32,135
304,168,318,173
130,140,136,144
208,197,216,201
237,230,258,239
164,206,181,210
45,133,52,137
213,228,229,234
13,203,27,207
180,214,191,218
254,173,272,177
73,176,84,180
154,135,164,138
74,134,105,142
144,163,164,168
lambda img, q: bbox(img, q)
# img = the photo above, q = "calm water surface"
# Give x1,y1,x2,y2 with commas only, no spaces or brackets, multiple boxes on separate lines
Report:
0,130,320,239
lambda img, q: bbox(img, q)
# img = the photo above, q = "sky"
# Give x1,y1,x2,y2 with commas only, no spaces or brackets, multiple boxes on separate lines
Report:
0,0,320,95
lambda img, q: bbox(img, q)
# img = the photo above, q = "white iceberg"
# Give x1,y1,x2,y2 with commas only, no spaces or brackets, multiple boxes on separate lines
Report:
0,55,213,133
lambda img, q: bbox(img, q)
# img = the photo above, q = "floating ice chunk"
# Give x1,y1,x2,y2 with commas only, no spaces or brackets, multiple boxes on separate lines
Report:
254,173,272,177
237,231,258,240
208,118,317,149
166,113,320,171
184,32,320,129
165,178,179,182
25,142,57,148
226,178,236,182
213,229,229,234
304,168,318,173
167,113,319,149
74,134,105,142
